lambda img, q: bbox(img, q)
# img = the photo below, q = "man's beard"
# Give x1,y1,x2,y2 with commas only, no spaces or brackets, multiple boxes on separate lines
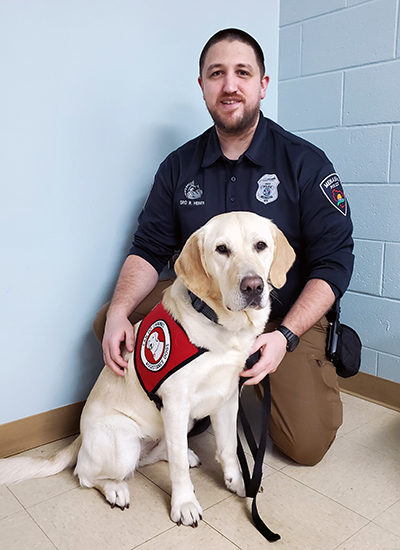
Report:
207,99,260,135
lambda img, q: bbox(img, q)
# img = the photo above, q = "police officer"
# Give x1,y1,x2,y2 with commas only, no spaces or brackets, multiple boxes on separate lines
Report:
94,29,354,466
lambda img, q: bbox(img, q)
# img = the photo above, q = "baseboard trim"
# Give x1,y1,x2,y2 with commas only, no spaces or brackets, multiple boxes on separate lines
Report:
0,402,84,458
339,372,400,412
1,373,398,458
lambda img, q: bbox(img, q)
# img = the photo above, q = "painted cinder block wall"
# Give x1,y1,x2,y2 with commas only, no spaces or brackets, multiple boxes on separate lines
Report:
278,0,400,382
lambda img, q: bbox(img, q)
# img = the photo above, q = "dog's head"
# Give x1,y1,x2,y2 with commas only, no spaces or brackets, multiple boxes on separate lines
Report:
174,212,295,312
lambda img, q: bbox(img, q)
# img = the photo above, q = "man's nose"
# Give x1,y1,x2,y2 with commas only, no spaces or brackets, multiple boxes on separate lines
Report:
222,73,238,94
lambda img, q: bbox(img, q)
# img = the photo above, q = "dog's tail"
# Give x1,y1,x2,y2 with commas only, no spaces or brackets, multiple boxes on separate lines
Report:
0,435,81,485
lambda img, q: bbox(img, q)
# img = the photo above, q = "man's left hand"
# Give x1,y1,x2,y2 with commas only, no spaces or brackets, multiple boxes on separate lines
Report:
240,330,287,385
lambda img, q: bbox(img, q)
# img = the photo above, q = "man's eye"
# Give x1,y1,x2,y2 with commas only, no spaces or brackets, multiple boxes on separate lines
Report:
255,241,267,251
216,244,230,255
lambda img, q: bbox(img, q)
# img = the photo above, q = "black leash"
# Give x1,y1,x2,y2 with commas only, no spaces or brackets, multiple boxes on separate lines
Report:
237,351,281,543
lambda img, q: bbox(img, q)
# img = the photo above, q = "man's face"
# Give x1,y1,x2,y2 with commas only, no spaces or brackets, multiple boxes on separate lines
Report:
198,40,269,135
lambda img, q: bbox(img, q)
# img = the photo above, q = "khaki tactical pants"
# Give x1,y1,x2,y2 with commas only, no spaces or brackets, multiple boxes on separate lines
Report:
93,279,342,466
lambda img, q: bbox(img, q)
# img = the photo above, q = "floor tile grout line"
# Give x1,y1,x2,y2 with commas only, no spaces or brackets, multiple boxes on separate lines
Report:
135,469,172,497
339,433,400,465
370,517,400,541
129,524,178,550
22,505,60,550
278,469,373,523
202,518,243,549
6,477,81,512
332,520,374,550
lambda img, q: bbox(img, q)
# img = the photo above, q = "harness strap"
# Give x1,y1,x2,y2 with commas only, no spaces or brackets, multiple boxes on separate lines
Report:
237,351,281,543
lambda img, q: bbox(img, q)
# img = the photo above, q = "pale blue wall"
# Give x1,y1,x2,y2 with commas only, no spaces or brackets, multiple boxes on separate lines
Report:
278,0,400,383
0,1,280,424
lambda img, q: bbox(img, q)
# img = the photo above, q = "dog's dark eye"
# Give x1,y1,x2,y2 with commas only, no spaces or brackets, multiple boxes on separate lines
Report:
255,241,267,252
216,244,230,255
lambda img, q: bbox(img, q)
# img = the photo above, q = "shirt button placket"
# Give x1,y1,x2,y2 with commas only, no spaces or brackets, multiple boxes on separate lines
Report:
228,175,237,209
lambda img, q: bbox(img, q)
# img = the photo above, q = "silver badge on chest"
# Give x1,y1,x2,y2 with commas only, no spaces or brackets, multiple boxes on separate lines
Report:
256,174,280,205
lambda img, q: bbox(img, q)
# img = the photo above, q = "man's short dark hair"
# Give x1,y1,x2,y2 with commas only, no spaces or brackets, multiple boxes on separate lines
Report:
199,28,266,78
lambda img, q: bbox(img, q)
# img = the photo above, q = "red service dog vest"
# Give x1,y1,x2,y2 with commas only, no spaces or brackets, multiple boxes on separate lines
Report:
134,302,207,409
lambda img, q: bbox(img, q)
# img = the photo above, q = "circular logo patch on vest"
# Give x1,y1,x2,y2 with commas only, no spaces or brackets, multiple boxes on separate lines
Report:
140,320,171,372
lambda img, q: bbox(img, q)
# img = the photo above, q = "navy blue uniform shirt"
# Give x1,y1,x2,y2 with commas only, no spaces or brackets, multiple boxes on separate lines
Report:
130,114,354,319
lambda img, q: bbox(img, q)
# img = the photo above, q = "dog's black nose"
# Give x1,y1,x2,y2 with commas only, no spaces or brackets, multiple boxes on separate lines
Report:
240,275,264,297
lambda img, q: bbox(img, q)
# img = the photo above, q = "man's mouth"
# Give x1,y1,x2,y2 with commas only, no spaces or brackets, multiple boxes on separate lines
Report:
221,97,242,105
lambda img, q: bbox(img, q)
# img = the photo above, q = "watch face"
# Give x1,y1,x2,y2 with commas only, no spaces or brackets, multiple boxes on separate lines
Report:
277,326,299,352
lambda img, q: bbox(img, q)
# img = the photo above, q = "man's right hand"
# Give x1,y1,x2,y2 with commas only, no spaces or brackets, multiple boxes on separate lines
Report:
102,311,135,376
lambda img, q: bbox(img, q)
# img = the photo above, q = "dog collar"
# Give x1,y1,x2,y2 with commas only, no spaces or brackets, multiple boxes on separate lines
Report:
188,290,219,325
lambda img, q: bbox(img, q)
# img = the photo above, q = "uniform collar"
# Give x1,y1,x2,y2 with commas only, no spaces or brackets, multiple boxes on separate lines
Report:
201,112,268,168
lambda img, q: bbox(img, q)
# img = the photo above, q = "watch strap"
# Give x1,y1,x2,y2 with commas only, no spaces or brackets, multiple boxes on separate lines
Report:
275,325,299,352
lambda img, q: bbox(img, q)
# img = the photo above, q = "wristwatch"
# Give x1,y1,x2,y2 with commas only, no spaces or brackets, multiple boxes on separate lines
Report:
275,325,299,352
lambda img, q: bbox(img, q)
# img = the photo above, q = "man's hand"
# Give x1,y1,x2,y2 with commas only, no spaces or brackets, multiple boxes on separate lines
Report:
102,311,135,376
240,330,287,385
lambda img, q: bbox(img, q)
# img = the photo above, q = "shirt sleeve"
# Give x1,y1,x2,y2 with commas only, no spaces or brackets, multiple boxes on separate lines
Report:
299,163,354,298
129,156,180,274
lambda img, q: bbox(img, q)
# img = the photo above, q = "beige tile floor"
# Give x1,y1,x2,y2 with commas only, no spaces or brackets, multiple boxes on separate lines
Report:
1,392,399,550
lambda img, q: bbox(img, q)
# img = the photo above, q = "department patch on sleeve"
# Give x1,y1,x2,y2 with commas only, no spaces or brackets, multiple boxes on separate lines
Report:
319,173,347,216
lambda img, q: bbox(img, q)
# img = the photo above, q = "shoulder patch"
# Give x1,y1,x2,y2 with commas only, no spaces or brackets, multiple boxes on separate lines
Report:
319,173,347,216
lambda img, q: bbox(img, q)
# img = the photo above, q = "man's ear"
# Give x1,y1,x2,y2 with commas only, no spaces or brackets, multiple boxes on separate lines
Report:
269,225,296,289
174,229,210,296
198,76,205,99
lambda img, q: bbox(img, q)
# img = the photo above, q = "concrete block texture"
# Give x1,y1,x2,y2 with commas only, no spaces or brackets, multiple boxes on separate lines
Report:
383,243,400,299
378,353,400,382
345,184,400,242
344,61,400,126
348,239,384,295
391,125,400,182
301,0,398,76
341,292,400,356
299,126,391,182
279,25,301,80
280,0,345,26
279,72,342,130
359,347,378,375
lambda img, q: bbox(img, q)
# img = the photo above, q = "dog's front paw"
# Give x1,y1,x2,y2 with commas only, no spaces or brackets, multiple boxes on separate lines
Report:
103,480,131,510
171,496,203,527
187,448,201,468
225,471,246,497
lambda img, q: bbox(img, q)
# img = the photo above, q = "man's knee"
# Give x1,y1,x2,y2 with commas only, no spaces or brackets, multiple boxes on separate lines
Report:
270,424,338,466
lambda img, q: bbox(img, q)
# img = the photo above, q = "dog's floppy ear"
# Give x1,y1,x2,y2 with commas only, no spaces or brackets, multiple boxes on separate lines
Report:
174,229,211,296
269,225,296,289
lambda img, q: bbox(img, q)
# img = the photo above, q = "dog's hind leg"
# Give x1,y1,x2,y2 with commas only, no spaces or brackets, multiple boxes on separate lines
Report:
75,416,141,510
139,438,201,468
211,391,245,497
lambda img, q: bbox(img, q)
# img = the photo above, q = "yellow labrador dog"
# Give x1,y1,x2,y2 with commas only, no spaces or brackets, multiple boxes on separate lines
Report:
0,212,294,527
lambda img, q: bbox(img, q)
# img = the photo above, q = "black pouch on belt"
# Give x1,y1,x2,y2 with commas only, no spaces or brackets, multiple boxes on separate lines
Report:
326,299,362,378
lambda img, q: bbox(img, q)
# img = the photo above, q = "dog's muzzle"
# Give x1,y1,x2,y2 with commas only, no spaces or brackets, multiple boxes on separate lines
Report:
240,275,264,308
